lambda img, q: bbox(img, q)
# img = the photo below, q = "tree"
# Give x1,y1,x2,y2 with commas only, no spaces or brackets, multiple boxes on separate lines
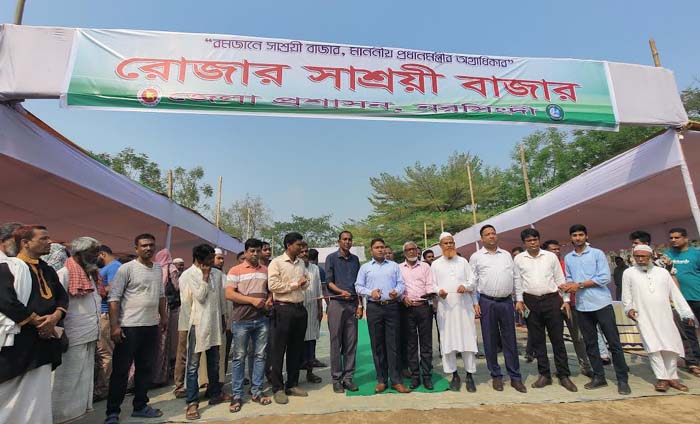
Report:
682,83,700,119
94,147,164,192
171,166,213,212
218,194,273,240
265,215,338,254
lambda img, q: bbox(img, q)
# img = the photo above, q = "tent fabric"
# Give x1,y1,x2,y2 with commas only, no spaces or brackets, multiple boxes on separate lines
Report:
0,104,242,259
0,24,689,128
436,130,700,256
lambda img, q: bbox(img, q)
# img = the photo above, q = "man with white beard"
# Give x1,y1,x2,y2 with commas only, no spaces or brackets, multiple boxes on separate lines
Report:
431,232,478,392
622,244,695,392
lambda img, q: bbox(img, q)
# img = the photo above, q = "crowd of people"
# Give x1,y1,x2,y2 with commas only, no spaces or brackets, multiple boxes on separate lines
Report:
1,221,699,423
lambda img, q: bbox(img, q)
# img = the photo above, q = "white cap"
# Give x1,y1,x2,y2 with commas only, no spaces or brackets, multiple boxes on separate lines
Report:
214,248,223,255
172,258,184,264
633,244,653,253
439,232,453,242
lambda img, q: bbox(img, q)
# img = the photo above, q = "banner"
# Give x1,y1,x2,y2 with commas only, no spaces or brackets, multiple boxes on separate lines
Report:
64,29,618,129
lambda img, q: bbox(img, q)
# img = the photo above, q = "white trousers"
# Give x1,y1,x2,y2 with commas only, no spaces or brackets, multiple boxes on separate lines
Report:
648,350,679,380
0,364,53,424
442,350,476,374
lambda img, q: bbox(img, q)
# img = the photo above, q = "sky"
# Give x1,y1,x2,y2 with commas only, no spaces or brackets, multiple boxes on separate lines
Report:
2,0,699,224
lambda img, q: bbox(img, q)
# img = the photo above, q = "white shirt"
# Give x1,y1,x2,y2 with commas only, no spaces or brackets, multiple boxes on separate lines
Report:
179,265,225,352
513,249,568,302
470,247,519,298
57,267,101,346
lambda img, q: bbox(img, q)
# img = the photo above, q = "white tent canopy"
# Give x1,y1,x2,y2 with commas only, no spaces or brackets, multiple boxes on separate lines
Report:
442,129,700,256
0,104,243,260
0,24,689,128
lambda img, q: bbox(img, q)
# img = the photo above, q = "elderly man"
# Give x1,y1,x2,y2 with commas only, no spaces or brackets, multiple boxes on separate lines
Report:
0,225,68,424
300,242,324,384
106,234,167,423
400,241,435,390
470,225,526,393
356,238,409,393
53,237,103,423
180,244,228,420
623,244,695,392
431,232,478,392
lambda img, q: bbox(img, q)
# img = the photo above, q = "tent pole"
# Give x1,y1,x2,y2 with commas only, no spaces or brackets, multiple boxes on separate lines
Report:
215,176,223,228
649,38,662,67
14,0,26,25
165,169,173,251
423,222,428,249
677,134,700,237
467,162,478,225
165,224,172,251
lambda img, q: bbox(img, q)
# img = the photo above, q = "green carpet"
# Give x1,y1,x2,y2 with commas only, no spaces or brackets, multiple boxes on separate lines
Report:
346,320,449,396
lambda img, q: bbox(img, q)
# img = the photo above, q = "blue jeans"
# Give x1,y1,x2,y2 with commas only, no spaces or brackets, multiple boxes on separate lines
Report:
231,317,269,398
185,326,221,404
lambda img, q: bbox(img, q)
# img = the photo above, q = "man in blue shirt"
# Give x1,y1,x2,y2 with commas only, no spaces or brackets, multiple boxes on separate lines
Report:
95,245,121,400
355,238,410,394
562,224,630,395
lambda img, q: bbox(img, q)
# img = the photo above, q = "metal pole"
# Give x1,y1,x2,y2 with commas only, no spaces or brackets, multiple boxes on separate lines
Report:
467,162,478,225
14,0,26,25
520,143,532,201
649,38,661,67
215,176,223,228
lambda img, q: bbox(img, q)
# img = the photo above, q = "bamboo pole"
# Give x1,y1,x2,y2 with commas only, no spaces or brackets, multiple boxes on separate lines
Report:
14,0,26,25
519,143,532,201
649,38,661,67
167,170,173,199
246,207,251,239
423,222,428,249
467,163,477,225
440,218,445,233
215,176,223,228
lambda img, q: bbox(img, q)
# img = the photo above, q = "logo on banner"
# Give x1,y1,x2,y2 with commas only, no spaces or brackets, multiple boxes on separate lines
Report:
137,87,161,107
546,104,565,121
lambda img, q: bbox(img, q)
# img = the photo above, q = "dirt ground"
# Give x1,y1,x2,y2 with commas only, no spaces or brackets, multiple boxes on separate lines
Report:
209,395,700,424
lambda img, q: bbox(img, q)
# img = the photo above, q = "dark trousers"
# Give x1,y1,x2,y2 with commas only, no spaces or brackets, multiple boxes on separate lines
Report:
366,301,401,386
303,340,317,368
680,301,700,367
399,304,409,372
269,303,307,392
403,303,433,382
106,325,158,416
224,329,233,374
577,304,629,383
523,293,570,378
479,295,521,380
564,308,591,371
328,300,358,384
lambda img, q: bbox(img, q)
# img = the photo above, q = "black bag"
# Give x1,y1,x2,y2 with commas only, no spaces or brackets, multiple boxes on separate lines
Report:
165,270,181,309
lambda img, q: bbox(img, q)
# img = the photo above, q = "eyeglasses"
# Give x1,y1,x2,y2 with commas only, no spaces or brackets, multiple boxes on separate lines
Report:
404,247,419,252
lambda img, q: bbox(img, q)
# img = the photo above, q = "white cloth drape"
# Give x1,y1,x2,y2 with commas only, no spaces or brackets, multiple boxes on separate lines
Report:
51,342,96,423
0,364,53,424
0,251,32,350
303,263,322,341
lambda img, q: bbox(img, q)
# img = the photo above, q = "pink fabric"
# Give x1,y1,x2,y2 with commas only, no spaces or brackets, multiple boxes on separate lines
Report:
399,261,434,301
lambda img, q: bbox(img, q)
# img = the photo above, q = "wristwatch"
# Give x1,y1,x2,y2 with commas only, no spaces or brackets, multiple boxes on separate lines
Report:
578,282,585,290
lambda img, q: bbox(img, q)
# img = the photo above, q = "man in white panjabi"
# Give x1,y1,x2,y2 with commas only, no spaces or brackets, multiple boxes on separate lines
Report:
300,244,324,384
431,232,478,393
52,237,103,423
622,244,694,392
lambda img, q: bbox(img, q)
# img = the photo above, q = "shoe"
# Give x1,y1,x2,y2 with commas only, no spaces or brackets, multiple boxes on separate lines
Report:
601,357,611,366
581,367,594,378
375,383,387,393
669,380,688,392
423,380,434,390
402,369,412,378
465,373,477,393
687,365,700,377
559,377,578,392
510,380,527,393
492,377,504,391
333,382,345,393
273,390,289,404
285,386,308,397
306,371,322,384
391,383,412,393
410,380,420,390
531,375,552,388
243,377,250,385
173,389,186,399
343,381,359,392
208,392,232,405
618,381,632,395
311,359,328,368
584,377,608,390
476,352,486,359
449,374,461,392
654,379,670,392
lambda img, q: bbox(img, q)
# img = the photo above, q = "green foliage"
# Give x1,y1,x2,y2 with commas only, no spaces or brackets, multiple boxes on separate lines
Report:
264,215,338,254
218,194,272,240
682,84,700,119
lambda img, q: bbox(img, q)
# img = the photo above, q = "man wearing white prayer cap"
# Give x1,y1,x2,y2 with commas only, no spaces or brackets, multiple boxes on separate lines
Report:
431,232,479,392
622,244,695,392
213,248,225,271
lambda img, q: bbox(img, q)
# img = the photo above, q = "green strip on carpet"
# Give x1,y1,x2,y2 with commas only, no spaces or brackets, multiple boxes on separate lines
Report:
346,320,449,396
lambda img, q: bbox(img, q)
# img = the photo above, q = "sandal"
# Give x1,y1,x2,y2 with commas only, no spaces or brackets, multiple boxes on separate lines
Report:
131,405,163,418
688,365,700,377
186,403,200,420
251,394,272,405
229,398,243,413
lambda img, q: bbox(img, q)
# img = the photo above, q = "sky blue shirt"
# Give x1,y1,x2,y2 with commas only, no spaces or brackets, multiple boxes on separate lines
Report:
355,258,404,302
99,260,122,313
565,246,612,312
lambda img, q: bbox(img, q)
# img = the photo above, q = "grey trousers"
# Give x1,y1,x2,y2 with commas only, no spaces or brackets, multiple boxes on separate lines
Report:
328,300,358,384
